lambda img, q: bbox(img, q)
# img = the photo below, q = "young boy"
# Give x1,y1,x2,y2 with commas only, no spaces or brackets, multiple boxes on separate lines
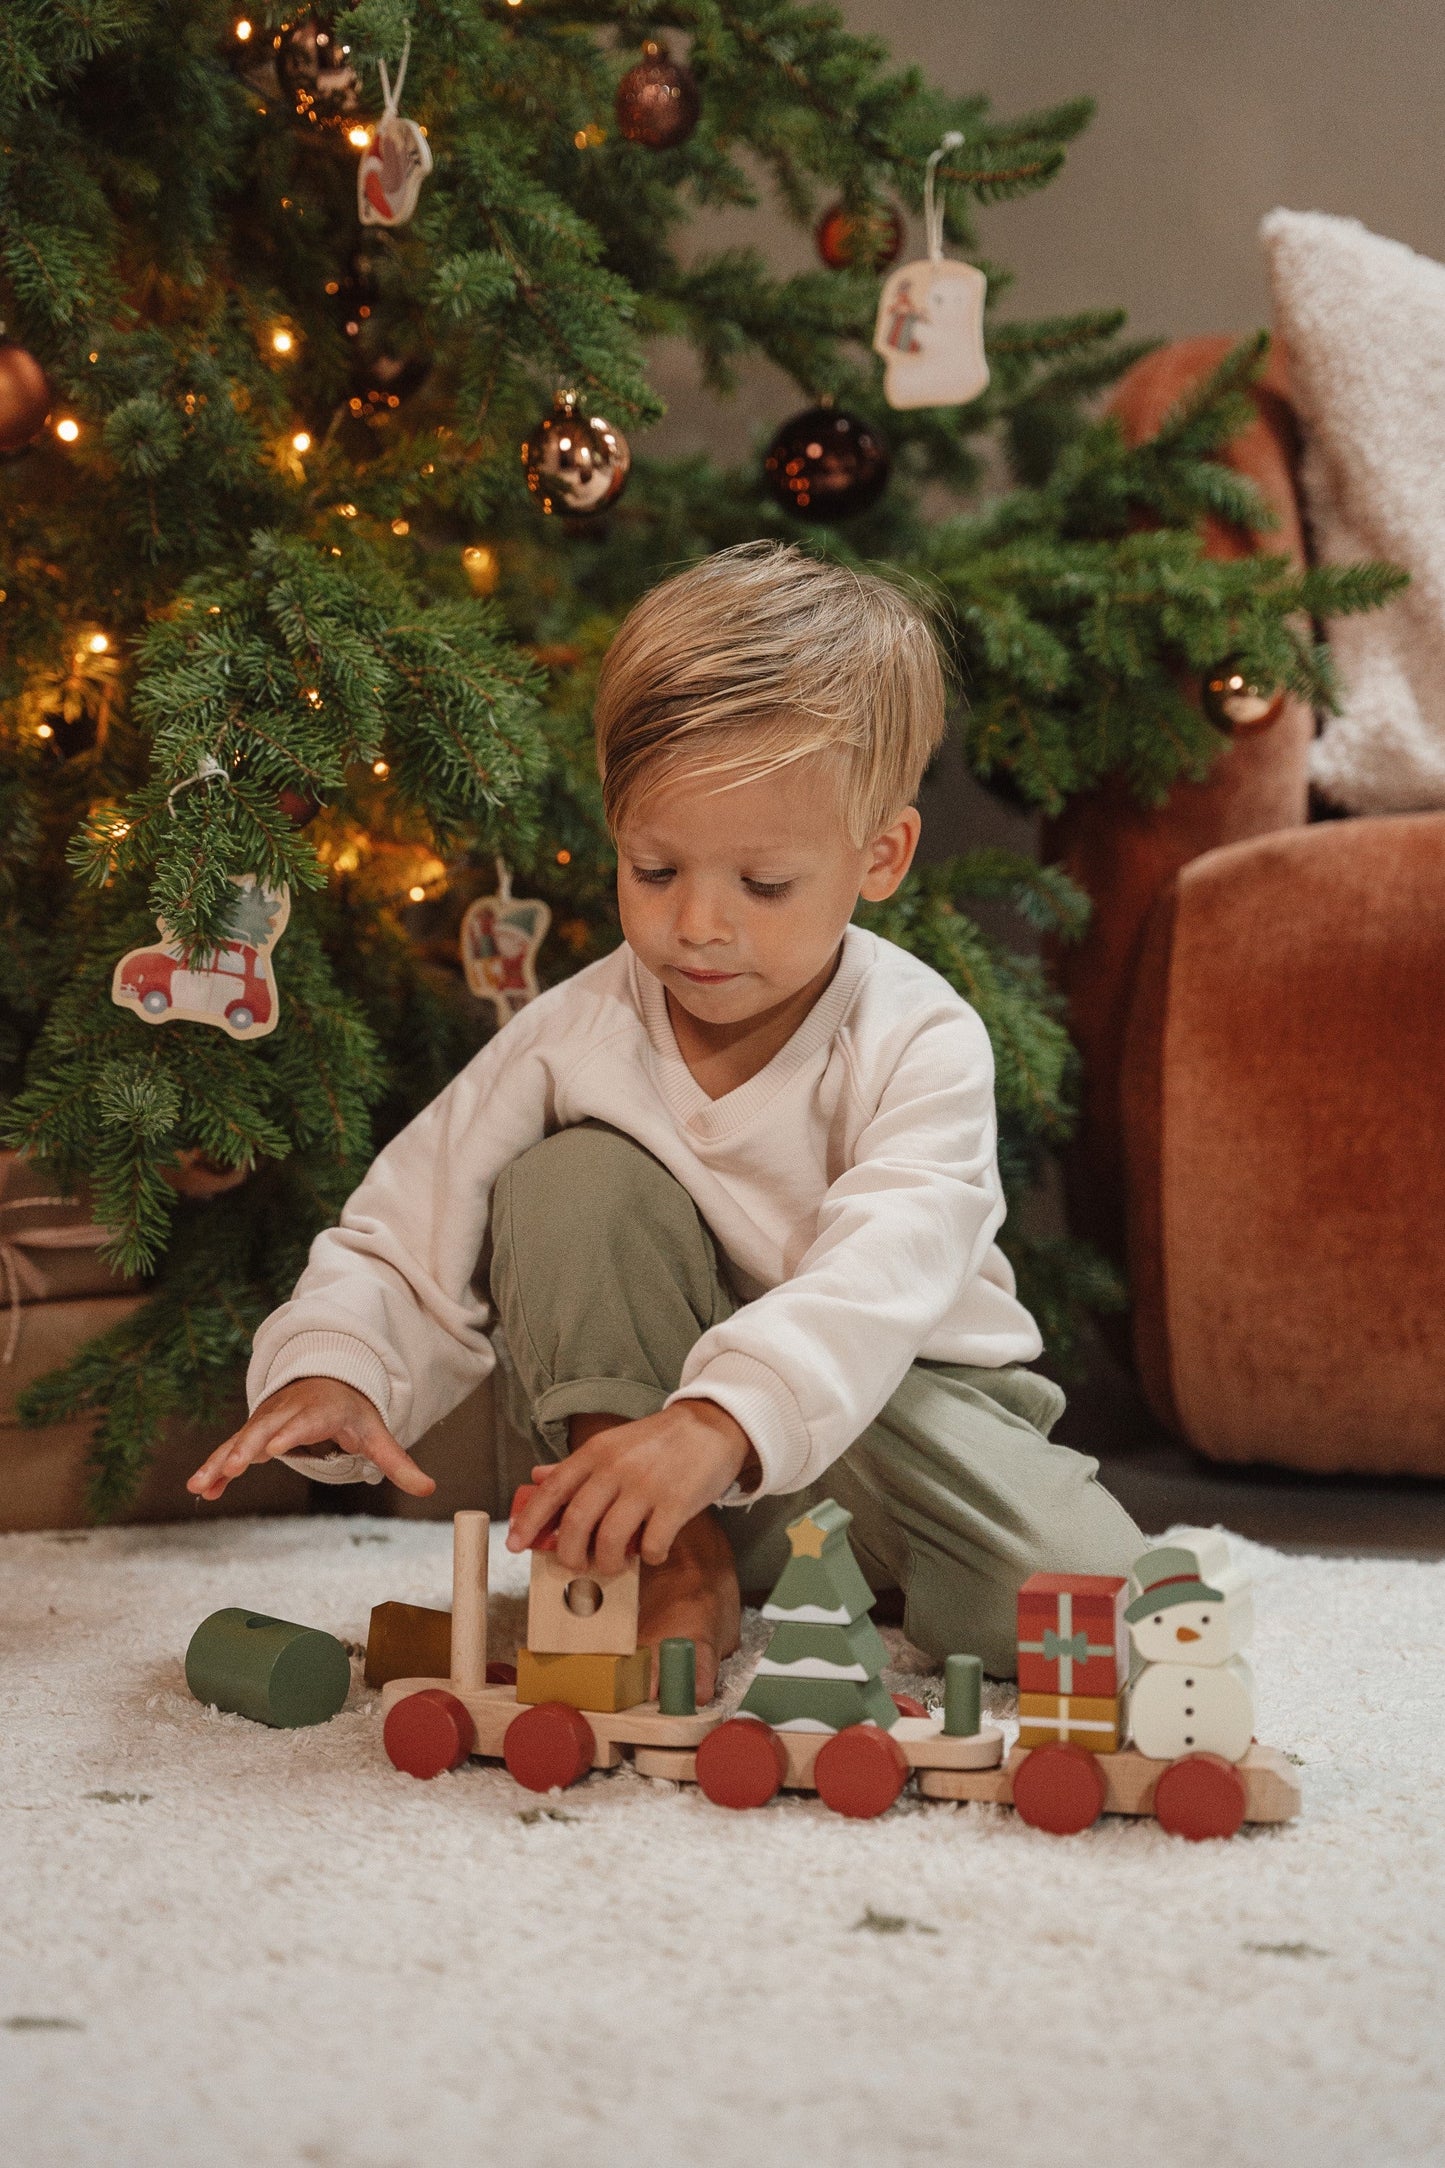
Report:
189,543,1141,1696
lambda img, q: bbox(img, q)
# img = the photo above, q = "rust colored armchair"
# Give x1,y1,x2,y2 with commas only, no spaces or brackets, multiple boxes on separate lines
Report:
1049,339,1445,1477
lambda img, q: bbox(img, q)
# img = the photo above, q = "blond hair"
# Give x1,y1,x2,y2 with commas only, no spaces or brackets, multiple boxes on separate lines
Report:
594,543,948,845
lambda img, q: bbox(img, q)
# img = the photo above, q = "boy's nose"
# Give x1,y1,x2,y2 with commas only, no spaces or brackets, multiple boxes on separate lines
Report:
1174,1625,1201,1642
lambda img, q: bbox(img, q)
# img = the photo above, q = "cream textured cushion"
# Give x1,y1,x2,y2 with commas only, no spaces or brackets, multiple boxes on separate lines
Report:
1261,207,1445,812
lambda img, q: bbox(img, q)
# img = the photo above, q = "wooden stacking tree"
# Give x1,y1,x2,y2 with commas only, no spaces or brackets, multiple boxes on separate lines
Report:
739,1500,899,1733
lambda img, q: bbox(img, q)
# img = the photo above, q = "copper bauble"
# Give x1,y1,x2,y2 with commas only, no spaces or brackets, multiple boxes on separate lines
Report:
521,391,630,517
159,1147,253,1200
273,11,358,129
615,41,700,150
814,200,904,274
763,404,890,522
0,344,53,451
1201,661,1285,733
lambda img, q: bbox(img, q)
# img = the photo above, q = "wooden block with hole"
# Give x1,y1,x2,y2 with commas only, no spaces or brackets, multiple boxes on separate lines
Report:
513,1483,641,1656
364,1601,452,1689
515,1645,651,1713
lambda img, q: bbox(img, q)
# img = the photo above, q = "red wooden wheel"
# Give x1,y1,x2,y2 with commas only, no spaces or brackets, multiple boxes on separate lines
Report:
1154,1752,1248,1841
814,1723,910,1820
503,1701,596,1792
383,1687,475,1779
1012,1743,1107,1834
891,1692,928,1720
695,1718,788,1810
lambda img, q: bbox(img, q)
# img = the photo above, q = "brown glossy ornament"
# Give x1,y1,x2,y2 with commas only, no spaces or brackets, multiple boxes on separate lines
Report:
521,391,630,517
615,41,700,150
159,1147,253,1200
277,785,323,825
0,345,53,452
273,11,358,130
815,200,904,274
763,404,890,522
1201,660,1286,733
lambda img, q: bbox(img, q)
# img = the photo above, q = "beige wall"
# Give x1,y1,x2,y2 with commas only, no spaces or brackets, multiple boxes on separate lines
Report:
647,0,1445,462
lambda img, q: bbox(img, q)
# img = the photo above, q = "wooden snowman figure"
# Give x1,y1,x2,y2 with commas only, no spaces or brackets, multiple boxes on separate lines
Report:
1126,1530,1255,1763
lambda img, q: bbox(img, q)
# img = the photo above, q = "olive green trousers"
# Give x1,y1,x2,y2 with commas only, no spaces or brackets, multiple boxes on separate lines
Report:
487,1124,1142,1675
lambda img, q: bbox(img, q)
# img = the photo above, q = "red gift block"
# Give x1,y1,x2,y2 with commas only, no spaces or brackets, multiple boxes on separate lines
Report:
1016,1573,1128,1697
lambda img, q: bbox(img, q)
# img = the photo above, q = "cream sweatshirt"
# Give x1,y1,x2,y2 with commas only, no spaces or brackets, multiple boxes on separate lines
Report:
246,925,1042,1500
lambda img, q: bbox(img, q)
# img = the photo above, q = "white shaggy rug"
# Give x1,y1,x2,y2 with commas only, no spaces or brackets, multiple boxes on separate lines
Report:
3,1517,1443,2168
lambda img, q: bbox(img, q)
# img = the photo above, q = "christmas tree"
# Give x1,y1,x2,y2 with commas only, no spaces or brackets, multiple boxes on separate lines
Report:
0,3,1399,1514
738,1498,898,1733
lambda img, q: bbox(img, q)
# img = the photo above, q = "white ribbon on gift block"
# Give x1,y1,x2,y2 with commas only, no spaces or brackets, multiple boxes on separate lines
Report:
1017,1590,1117,1692
0,1197,117,1364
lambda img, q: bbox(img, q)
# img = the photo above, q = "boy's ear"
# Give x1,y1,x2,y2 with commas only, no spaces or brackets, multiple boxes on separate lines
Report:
858,808,922,903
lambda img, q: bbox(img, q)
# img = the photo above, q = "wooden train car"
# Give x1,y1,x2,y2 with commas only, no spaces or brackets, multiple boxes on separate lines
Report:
376,1511,1301,1840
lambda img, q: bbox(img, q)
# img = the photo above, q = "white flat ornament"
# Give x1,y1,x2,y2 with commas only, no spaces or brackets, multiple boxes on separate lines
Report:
459,869,550,1029
111,876,290,1042
873,258,989,410
358,113,432,227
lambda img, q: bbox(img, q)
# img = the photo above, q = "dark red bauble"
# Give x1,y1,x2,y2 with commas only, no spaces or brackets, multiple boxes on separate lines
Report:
615,41,700,150
0,345,53,452
763,405,891,523
277,786,323,826
814,200,904,274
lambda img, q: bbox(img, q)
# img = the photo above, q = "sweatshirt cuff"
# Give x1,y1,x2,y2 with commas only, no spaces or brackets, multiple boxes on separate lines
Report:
666,1352,813,1500
250,1330,394,1426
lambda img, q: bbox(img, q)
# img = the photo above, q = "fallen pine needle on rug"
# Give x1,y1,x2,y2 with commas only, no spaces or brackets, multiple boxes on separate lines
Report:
2,1515,1443,2168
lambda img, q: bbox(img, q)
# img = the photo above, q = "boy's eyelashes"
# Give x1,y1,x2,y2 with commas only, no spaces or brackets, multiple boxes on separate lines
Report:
626,864,796,901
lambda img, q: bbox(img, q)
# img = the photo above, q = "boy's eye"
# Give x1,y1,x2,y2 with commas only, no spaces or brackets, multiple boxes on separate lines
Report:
630,865,674,886
743,878,794,901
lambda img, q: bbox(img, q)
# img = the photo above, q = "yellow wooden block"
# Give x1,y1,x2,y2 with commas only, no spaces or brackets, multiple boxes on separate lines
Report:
1017,1692,1122,1753
516,1645,651,1714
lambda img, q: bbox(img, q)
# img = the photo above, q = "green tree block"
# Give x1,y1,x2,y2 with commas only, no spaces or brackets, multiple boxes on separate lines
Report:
754,1616,890,1678
943,1653,983,1738
185,1609,352,1728
657,1637,697,1717
762,1501,877,1625
738,1671,899,1733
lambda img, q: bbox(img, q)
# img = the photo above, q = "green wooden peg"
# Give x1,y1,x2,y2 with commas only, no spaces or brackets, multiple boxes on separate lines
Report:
943,1652,983,1738
657,1637,697,1717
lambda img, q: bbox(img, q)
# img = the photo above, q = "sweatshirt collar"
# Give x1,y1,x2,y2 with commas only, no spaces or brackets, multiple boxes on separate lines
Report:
630,926,872,1139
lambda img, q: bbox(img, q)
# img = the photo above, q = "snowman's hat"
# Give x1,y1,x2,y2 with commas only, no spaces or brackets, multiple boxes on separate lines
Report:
1125,1544,1225,1622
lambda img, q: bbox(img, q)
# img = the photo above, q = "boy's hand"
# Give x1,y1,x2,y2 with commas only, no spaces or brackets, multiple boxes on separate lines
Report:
186,1377,436,1502
507,1401,754,1575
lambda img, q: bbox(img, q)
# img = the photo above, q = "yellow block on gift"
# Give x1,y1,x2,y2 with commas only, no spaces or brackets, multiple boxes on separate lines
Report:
1017,1692,1122,1754
516,1646,651,1714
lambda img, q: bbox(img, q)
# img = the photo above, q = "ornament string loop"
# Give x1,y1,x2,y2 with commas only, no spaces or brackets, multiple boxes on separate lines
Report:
377,30,411,123
166,753,231,816
923,130,965,265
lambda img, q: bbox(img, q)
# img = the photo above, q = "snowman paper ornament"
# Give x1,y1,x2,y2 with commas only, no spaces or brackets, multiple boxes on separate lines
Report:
1126,1530,1256,1764
459,861,550,1028
873,132,988,411
113,875,291,1043
357,35,432,228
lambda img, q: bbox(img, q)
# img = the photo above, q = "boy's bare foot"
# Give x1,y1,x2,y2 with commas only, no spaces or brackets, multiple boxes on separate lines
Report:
638,1507,741,1704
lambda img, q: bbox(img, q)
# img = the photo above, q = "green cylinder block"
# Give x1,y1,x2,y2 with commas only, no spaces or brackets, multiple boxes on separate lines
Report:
657,1637,697,1717
185,1608,352,1729
943,1652,983,1739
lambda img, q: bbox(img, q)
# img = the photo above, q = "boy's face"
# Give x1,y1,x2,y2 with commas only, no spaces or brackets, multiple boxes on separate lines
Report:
615,754,919,1028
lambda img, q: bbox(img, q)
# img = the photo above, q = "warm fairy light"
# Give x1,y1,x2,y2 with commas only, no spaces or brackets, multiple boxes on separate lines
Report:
36,722,54,739
556,849,572,865
54,417,80,442
235,17,253,39
88,633,109,653
372,759,390,778
348,126,371,148
407,885,426,902
337,503,358,518
88,351,99,363
574,130,588,149
304,688,323,708
291,430,311,453
113,821,130,838
271,328,295,355
391,518,410,536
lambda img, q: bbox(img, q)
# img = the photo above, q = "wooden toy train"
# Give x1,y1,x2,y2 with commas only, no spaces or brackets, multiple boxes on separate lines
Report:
372,1497,1301,1840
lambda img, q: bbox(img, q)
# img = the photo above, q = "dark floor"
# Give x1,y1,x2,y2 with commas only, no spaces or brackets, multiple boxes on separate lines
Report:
1060,1339,1445,1557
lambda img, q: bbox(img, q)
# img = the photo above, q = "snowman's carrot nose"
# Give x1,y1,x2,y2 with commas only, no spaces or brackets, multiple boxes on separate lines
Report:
1175,1625,1201,1642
